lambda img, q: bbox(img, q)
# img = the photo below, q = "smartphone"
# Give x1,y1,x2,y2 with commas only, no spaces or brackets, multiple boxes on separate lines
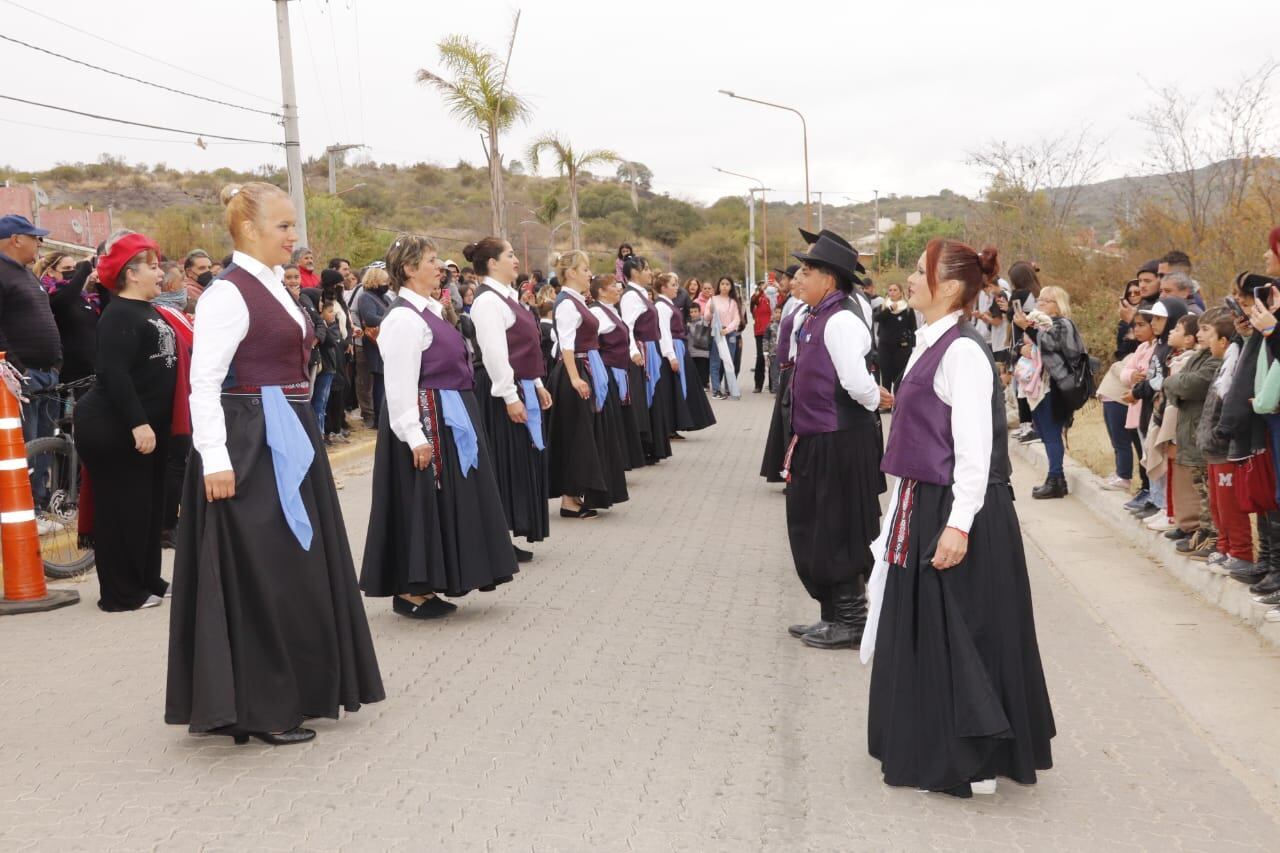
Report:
1225,296,1247,320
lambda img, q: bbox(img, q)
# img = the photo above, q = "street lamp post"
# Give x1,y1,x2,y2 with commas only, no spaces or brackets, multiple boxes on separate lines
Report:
718,89,811,230
714,167,773,295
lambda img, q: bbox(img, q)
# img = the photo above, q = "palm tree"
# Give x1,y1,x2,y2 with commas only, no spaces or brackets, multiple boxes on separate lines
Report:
526,133,619,250
417,32,530,238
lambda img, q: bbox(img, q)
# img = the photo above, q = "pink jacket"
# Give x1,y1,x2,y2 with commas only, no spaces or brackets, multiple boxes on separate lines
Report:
1121,341,1154,430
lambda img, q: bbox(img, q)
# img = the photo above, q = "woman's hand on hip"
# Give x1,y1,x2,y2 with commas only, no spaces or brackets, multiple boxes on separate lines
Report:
931,527,968,570
204,471,236,502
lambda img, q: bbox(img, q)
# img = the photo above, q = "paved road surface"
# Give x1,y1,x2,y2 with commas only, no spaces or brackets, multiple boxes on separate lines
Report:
3,367,1279,851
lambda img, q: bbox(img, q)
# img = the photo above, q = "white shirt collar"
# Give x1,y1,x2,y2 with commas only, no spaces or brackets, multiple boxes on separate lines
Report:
563,287,587,305
397,287,429,311
231,250,284,288
483,276,515,297
424,295,444,317
916,310,963,349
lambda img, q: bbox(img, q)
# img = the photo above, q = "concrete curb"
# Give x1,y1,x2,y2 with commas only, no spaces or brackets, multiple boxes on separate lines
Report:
325,436,377,469
1010,436,1280,650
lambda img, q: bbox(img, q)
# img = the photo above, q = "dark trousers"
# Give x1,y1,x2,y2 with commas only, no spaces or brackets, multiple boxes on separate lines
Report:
1017,395,1033,426
371,372,385,429
163,434,192,534
1102,399,1144,485
693,356,710,389
754,334,766,391
1032,399,1065,477
78,420,169,610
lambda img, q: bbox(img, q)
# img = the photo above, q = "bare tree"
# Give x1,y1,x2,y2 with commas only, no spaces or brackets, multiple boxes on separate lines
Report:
968,130,1104,230
1135,60,1277,244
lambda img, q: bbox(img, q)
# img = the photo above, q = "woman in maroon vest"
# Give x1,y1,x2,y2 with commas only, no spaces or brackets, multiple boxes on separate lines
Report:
166,182,384,746
590,275,647,470
360,234,518,616
864,239,1055,798
546,251,628,516
620,256,672,463
466,237,553,562
654,272,716,434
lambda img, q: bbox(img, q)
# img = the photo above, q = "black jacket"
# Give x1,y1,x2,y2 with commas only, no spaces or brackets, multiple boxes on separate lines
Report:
1215,333,1268,460
0,250,61,372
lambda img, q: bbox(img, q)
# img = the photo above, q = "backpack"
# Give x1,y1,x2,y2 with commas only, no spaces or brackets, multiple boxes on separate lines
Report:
1056,328,1099,413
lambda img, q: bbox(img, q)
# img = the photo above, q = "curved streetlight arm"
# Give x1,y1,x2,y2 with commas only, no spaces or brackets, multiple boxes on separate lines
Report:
718,90,811,229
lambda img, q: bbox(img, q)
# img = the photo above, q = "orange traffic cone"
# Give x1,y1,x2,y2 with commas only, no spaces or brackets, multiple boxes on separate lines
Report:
0,353,78,615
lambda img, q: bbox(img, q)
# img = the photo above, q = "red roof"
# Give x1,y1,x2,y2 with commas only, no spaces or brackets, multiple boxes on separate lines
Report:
0,186,110,248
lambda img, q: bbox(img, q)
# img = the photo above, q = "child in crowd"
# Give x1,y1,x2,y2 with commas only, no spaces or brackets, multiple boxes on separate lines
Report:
687,303,712,390
1147,313,1199,534
1120,312,1157,507
1195,309,1253,572
1163,311,1223,558
537,299,556,377
1130,298,1191,524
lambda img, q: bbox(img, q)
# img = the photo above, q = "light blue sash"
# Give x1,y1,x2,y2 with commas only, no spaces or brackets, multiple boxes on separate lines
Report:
645,341,661,407
611,366,630,403
261,386,315,550
519,379,545,451
439,389,478,477
586,350,609,411
673,340,688,400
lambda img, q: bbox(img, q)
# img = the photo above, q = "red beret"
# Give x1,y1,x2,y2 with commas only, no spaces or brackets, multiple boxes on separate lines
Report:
97,233,160,291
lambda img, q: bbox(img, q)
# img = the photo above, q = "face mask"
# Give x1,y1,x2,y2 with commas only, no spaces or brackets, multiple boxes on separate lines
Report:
196,271,214,287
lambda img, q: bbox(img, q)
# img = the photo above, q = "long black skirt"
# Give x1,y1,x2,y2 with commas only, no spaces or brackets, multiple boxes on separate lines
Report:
165,396,385,734
670,345,716,432
784,423,885,601
627,361,652,452
611,367,646,471
546,360,628,508
645,364,674,463
760,367,793,482
472,366,550,543
360,389,518,598
868,481,1055,791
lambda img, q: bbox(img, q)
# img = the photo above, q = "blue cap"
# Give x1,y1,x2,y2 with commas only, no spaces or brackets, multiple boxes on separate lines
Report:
0,215,50,239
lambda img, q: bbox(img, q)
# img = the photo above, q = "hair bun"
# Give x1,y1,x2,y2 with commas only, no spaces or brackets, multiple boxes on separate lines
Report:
219,184,243,207
461,242,478,263
976,245,999,278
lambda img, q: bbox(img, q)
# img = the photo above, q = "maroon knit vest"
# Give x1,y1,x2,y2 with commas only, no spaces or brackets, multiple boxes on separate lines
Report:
218,264,310,390
477,283,546,380
594,303,631,370
623,284,660,343
656,295,686,340
558,292,600,353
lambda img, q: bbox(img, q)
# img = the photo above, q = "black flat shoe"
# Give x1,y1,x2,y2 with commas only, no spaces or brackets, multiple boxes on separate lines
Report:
215,726,316,746
513,545,533,563
670,433,686,440
560,507,599,519
393,595,457,619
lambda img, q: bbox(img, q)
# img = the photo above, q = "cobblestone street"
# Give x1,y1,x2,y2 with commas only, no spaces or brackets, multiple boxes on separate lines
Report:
3,375,1280,852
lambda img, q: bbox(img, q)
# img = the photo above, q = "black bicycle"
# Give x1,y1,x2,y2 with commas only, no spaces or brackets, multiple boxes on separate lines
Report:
26,376,96,579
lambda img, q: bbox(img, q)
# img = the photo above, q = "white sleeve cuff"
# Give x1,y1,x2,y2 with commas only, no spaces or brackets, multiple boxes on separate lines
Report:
200,446,233,476
502,390,519,404
405,427,430,451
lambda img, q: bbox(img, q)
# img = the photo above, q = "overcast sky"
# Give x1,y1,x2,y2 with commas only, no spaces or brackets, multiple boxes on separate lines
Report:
1,0,1274,208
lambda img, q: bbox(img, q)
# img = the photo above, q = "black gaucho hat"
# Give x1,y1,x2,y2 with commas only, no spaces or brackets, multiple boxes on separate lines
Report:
793,233,861,290
800,228,866,273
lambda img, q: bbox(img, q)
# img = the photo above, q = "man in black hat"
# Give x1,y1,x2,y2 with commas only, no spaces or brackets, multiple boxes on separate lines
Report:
784,231,891,650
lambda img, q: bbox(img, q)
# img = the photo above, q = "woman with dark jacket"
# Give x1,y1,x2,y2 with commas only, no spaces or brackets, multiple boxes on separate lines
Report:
1015,285,1087,500
357,266,393,427
874,282,916,393
44,254,108,383
1007,262,1041,440
1114,279,1142,361
73,233,177,612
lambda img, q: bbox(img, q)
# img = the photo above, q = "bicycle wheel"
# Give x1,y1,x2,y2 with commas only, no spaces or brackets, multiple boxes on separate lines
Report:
26,435,96,579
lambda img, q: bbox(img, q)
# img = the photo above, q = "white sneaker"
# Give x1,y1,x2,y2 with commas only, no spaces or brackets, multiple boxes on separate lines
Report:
36,517,58,536
1266,607,1280,623
140,595,163,609
1102,475,1131,492
1145,516,1175,532
970,778,998,795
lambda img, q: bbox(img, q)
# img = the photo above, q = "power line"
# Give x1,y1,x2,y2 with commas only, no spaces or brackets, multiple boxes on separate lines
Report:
0,116,271,146
0,95,283,146
0,33,282,119
298,0,335,140
0,0,278,106
323,0,352,139
353,0,367,135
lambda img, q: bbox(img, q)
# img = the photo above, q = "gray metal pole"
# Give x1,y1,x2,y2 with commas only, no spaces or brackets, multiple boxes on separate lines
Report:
747,192,756,292
275,0,308,245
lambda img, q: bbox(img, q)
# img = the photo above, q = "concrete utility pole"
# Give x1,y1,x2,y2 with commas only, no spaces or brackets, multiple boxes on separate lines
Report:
326,144,364,194
274,0,308,245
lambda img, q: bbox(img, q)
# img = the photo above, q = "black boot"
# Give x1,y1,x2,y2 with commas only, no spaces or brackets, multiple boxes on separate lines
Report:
787,596,833,638
1238,512,1277,584
1032,475,1068,500
802,583,865,649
